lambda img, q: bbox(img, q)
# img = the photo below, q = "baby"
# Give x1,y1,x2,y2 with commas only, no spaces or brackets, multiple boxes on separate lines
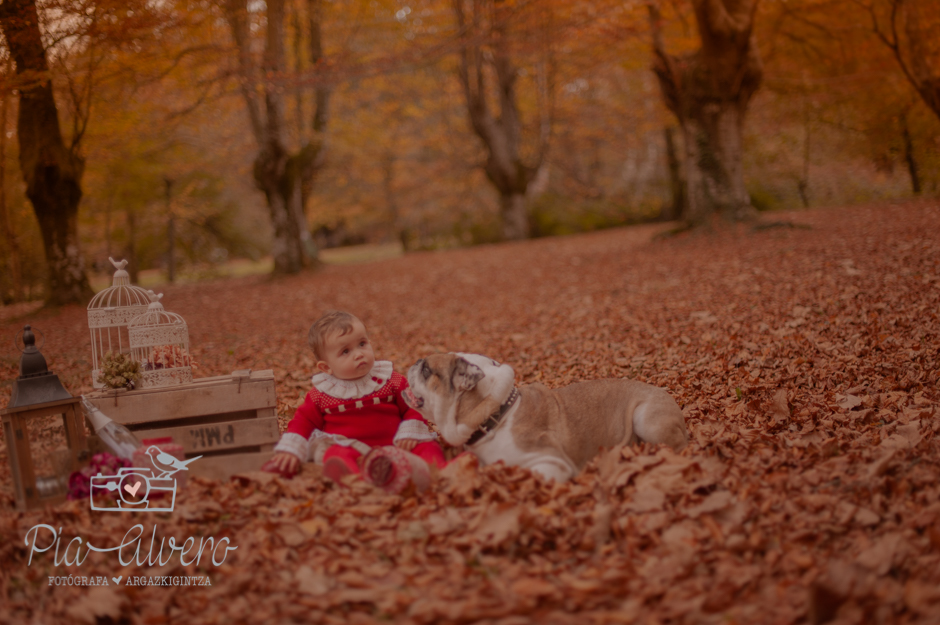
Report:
265,311,445,488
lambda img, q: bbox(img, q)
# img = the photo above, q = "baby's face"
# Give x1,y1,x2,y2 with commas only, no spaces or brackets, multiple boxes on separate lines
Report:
316,321,376,380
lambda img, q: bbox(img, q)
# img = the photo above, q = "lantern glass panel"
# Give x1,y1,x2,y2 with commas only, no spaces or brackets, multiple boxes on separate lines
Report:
23,413,74,497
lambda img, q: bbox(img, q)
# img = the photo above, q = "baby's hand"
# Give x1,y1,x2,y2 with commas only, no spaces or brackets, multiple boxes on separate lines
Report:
394,438,419,451
266,451,301,476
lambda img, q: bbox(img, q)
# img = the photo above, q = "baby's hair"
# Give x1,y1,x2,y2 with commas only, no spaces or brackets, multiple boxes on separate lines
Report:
308,311,362,360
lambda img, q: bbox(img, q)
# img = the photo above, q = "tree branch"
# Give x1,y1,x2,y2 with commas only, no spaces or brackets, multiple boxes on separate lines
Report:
901,0,940,118
695,0,754,39
308,0,330,136
453,0,492,143
864,0,937,117
648,1,681,116
223,0,265,143
263,0,287,145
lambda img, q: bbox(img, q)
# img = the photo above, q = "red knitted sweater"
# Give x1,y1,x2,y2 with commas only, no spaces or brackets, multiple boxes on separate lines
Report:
285,370,429,448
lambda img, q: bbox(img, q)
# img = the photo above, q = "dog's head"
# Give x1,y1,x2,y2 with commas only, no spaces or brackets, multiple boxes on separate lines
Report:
404,353,515,446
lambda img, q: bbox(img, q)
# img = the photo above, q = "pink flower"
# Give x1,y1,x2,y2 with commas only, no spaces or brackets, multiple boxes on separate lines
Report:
67,452,131,501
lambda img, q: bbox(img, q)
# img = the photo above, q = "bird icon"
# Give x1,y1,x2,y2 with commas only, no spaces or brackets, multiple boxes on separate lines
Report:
145,446,202,478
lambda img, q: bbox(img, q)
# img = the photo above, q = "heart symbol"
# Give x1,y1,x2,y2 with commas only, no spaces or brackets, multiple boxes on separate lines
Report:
112,576,123,585
124,482,142,497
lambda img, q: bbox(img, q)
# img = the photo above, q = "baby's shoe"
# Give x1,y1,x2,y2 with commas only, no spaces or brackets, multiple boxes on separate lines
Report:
323,454,360,484
362,446,431,494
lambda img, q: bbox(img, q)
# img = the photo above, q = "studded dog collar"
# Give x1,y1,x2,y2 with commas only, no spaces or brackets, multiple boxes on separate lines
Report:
465,387,520,446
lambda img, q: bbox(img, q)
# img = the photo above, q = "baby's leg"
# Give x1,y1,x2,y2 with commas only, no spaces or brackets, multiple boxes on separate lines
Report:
322,444,363,483
411,441,446,468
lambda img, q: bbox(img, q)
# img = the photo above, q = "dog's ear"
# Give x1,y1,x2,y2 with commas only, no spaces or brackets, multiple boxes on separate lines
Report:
453,356,484,392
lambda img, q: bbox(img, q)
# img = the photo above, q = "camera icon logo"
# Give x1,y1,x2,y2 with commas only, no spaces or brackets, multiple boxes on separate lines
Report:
89,446,202,512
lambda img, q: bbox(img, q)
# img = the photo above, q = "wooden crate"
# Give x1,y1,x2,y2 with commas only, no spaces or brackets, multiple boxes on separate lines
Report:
85,369,278,480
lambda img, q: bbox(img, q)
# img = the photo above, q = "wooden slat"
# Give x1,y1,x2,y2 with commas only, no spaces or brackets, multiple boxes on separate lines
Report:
3,417,27,509
1,396,80,416
62,404,88,476
85,372,276,425
131,416,279,455
126,409,260,431
188,451,274,481
86,369,275,399
9,414,38,510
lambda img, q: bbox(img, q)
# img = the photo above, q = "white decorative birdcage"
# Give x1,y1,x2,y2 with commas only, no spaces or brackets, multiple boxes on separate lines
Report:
87,258,152,388
128,291,193,388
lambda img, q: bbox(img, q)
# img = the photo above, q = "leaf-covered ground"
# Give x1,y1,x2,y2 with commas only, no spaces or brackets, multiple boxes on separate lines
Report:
1,200,939,624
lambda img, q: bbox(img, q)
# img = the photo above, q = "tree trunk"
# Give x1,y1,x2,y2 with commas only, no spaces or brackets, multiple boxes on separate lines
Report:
105,194,112,258
253,145,307,273
0,0,93,304
453,0,552,241
225,0,329,274
662,125,685,221
125,208,139,283
165,178,176,281
682,103,753,222
649,0,762,225
499,193,528,240
797,105,811,208
901,112,921,195
0,57,23,302
382,154,403,242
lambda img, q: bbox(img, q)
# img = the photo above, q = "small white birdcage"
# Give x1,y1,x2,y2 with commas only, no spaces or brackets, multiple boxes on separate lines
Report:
128,291,193,388
87,258,152,388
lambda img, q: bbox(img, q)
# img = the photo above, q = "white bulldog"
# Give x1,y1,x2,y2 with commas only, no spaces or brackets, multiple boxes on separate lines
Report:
404,353,688,481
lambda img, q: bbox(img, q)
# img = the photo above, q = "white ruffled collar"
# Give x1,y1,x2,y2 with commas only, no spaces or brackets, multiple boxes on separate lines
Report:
311,360,394,399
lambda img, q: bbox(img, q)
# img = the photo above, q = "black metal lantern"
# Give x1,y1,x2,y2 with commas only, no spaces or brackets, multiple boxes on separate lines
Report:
9,325,73,408
2,325,87,510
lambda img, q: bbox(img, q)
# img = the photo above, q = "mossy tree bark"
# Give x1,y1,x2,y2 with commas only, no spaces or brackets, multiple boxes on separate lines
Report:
0,0,93,305
649,0,763,225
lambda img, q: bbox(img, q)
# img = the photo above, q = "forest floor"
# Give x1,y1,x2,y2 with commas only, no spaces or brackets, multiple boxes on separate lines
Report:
80,241,407,292
1,200,939,624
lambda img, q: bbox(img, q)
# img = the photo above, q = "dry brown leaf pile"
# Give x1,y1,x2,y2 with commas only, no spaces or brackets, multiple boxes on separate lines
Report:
1,200,939,624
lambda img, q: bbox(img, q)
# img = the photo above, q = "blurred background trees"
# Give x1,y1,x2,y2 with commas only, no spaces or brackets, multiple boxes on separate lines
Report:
0,0,937,303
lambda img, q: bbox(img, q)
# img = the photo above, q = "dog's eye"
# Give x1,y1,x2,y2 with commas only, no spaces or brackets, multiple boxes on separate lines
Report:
421,362,431,379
